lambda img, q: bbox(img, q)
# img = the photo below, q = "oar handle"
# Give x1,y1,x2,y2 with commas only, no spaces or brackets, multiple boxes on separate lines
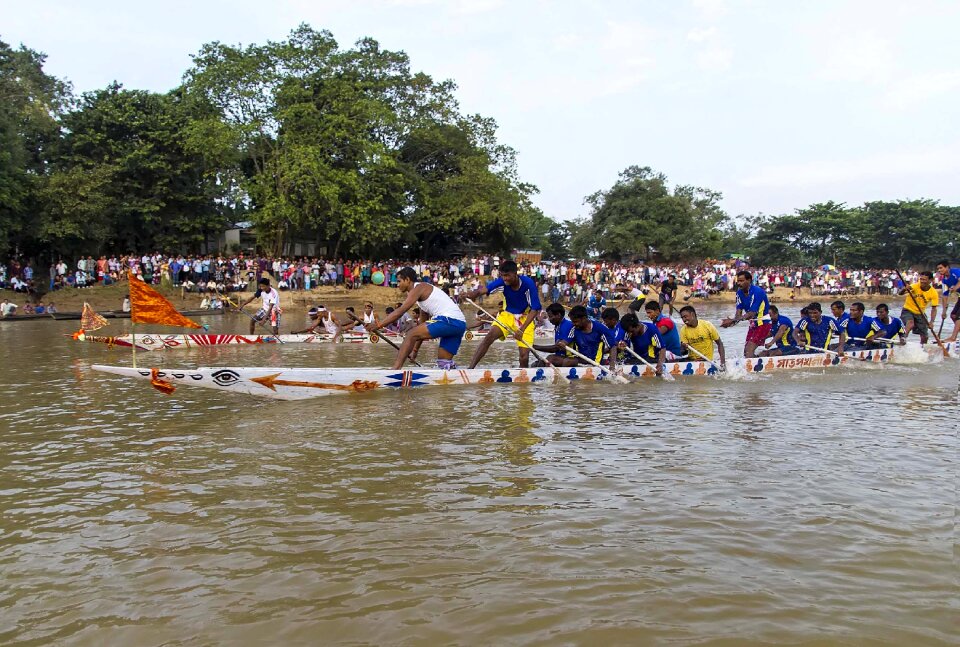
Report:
349,311,422,367
685,345,724,372
620,343,673,381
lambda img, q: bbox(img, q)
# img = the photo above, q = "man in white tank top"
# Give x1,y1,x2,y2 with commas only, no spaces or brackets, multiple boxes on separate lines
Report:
367,267,467,369
293,306,341,337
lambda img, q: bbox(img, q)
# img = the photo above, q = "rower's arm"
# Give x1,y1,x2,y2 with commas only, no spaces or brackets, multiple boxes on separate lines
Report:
656,347,666,375
533,342,560,352
716,338,726,366
462,284,489,300
793,327,805,347
837,330,846,354
378,286,423,329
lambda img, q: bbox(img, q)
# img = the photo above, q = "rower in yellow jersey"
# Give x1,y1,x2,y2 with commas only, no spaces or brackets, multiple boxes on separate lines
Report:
898,271,938,345
678,305,725,364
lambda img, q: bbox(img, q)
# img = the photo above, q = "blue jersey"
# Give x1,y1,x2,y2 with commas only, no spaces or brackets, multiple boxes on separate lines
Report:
876,316,905,341
832,312,850,334
553,318,574,356
485,275,542,315
627,323,663,360
607,322,626,345
796,316,838,348
587,295,606,317
735,285,771,323
942,267,960,295
770,314,794,348
564,320,617,362
653,314,683,355
845,316,881,344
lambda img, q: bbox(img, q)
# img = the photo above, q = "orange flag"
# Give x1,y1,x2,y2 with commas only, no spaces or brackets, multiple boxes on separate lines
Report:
80,302,109,332
127,273,201,328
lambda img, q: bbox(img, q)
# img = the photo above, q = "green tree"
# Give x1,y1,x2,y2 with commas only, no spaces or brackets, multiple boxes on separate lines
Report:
572,166,726,260
40,84,226,255
0,39,71,255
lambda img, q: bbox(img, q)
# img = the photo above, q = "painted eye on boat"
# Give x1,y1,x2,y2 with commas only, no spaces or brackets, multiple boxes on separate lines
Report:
211,369,240,386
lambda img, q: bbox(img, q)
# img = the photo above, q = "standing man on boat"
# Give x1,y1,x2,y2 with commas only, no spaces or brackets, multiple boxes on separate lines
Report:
720,270,771,358
462,260,542,368
238,277,281,335
898,271,938,345
367,267,466,370
935,261,960,342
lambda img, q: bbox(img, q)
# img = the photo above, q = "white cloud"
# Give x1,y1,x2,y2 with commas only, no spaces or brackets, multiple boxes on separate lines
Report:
692,0,728,21
820,30,894,83
687,26,717,42
602,20,658,53
740,148,960,189
453,0,505,14
552,32,583,51
882,70,960,110
697,47,732,71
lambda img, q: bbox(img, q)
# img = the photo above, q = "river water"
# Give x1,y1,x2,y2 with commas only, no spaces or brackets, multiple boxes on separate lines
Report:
1,304,957,645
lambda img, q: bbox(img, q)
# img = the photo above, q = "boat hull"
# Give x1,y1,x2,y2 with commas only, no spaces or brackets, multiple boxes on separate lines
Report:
91,348,895,400
75,329,553,350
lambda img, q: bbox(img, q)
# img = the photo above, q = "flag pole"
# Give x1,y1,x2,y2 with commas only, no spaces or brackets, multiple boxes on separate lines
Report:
131,321,137,368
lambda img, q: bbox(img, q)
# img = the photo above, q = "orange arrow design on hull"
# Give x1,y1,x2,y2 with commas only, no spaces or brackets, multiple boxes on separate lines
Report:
250,373,379,392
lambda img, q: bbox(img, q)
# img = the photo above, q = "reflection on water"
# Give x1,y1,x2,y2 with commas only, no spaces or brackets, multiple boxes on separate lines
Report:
0,311,957,644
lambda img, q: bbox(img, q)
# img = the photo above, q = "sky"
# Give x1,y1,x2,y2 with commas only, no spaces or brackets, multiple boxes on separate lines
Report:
4,0,959,222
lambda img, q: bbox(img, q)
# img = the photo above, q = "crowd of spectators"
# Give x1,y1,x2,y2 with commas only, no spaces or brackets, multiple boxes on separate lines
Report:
0,252,941,315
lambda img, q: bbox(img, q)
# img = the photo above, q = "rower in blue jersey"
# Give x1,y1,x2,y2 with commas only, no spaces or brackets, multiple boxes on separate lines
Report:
463,260,543,368
843,302,881,348
532,303,576,366
644,301,683,357
601,307,626,345
720,270,772,357
587,290,607,318
758,305,799,356
617,312,666,376
935,260,960,342
830,301,850,338
871,303,907,347
553,305,617,366
793,302,840,352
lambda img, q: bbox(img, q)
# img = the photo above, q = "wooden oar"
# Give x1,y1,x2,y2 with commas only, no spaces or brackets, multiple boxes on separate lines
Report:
621,343,674,381
803,344,871,361
348,311,422,367
938,295,949,337
465,298,552,366
894,270,949,357
549,340,630,384
684,345,724,374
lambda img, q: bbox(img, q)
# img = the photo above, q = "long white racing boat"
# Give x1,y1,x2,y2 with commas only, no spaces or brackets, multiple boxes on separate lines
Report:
74,328,551,351
91,347,900,400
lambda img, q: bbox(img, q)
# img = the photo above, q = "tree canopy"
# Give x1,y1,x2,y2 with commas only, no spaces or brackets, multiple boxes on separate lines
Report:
1,28,957,268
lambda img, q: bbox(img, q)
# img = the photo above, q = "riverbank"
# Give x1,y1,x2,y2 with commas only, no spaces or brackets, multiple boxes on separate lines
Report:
2,280,909,319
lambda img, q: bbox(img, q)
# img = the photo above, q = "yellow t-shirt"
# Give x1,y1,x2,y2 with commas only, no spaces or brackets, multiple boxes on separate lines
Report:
902,283,938,315
680,319,720,360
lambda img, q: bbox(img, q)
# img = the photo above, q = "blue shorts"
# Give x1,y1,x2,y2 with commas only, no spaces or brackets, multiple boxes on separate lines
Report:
425,316,467,355
776,345,801,356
